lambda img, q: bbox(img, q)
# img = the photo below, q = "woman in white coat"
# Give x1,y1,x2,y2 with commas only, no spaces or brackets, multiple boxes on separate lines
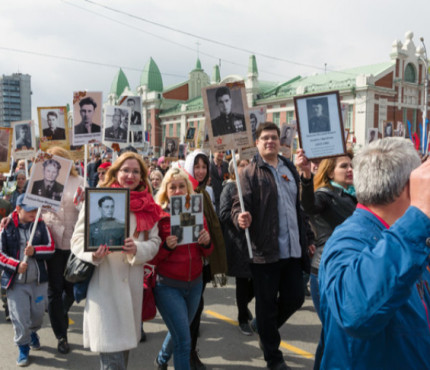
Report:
71,152,162,369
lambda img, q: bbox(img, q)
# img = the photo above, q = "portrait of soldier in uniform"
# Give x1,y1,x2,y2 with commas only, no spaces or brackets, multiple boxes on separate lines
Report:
31,159,64,201
383,122,394,138
307,98,331,133
89,195,125,248
43,111,66,140
15,124,32,150
105,112,127,143
192,224,202,243
171,197,182,216
191,195,202,213
210,86,246,137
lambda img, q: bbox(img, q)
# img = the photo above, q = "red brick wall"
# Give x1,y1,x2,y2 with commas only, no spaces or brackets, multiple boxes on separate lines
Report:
375,72,393,88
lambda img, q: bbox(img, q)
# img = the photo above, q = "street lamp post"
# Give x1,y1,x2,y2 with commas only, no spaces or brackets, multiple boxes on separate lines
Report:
417,37,428,155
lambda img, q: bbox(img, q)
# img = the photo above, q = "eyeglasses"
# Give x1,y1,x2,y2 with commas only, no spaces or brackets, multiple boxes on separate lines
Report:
98,171,106,175
119,168,141,176
259,135,279,142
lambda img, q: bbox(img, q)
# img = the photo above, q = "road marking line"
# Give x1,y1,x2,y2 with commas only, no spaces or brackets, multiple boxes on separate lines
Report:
204,310,314,359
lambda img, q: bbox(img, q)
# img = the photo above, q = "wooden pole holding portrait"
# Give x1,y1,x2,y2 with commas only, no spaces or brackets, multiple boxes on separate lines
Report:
18,206,42,280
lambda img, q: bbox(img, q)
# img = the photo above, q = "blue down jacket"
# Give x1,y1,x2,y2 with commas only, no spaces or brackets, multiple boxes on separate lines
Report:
319,206,430,369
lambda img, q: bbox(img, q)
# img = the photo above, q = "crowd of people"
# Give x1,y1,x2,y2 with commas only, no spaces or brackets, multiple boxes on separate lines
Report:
1,121,430,370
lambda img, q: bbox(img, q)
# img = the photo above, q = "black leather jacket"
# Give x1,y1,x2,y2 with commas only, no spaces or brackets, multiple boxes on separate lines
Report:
232,153,312,272
300,175,357,274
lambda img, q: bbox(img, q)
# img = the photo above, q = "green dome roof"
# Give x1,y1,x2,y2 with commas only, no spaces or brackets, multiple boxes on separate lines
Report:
140,57,163,92
110,68,130,96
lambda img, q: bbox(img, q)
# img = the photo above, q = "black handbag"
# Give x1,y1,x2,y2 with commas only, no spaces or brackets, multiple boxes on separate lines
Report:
64,252,95,284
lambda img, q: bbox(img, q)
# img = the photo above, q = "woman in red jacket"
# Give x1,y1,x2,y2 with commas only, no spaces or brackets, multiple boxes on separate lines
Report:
151,168,213,370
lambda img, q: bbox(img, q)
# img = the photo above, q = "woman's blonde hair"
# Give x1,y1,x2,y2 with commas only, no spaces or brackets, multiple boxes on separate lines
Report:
156,168,194,209
47,146,79,177
313,150,353,191
99,152,151,193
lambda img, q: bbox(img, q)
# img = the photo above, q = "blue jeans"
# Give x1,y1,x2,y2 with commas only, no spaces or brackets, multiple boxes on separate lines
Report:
155,279,203,370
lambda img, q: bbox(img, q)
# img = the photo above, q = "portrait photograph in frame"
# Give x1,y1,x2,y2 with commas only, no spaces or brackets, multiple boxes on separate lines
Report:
37,106,68,151
72,91,103,146
85,188,130,252
103,105,131,145
383,121,394,138
24,151,73,212
0,127,13,173
11,120,36,160
202,82,253,153
119,96,142,131
164,136,179,160
395,121,406,137
367,128,379,144
170,194,204,246
294,91,346,160
249,106,267,143
185,127,196,143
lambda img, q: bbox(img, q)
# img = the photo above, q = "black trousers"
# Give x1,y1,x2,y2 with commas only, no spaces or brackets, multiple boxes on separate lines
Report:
250,258,304,368
47,249,75,340
236,277,254,323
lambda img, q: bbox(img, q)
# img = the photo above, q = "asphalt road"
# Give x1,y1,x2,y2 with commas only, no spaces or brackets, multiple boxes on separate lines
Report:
0,282,320,369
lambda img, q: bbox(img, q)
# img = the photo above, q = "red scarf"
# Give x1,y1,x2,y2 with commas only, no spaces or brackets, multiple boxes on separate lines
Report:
111,183,162,232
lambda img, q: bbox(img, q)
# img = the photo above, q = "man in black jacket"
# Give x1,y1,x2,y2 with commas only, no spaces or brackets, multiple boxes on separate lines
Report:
232,122,312,370
209,151,229,214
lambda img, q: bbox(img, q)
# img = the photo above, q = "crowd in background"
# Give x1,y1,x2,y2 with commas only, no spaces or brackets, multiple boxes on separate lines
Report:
1,123,430,370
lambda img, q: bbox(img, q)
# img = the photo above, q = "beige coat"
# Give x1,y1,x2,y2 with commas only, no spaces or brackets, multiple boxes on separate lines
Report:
42,175,85,250
70,205,160,353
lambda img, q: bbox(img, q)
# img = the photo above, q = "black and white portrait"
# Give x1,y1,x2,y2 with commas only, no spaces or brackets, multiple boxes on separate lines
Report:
178,144,186,159
85,189,130,251
368,128,378,143
125,97,142,126
15,123,33,150
306,98,331,133
31,159,64,201
192,225,203,243
207,86,246,137
171,225,183,244
248,107,266,143
191,194,203,214
186,127,196,141
280,124,296,147
396,122,405,137
42,110,66,140
164,137,179,158
73,92,103,146
171,196,182,216
25,152,73,211
104,106,130,144
383,121,394,138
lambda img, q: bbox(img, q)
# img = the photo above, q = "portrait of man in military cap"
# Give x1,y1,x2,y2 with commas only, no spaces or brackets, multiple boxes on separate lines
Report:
85,189,129,251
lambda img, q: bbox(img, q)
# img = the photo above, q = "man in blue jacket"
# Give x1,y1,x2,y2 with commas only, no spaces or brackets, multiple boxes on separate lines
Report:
319,137,430,369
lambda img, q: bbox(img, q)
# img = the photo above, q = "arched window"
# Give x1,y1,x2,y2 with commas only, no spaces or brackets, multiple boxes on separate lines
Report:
404,63,416,83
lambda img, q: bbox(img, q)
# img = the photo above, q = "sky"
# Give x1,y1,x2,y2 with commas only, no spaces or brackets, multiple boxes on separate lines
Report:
1,0,429,121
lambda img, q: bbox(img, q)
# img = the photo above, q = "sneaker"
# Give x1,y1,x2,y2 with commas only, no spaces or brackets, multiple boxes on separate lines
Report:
57,337,70,354
238,322,253,336
16,344,30,367
154,357,167,370
250,317,258,334
30,332,41,350
190,349,206,370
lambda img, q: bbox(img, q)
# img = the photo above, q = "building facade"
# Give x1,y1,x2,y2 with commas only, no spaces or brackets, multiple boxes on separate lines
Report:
0,73,32,127
107,31,429,153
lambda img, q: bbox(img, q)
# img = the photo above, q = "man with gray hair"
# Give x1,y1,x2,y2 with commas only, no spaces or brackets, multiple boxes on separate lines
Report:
318,137,430,369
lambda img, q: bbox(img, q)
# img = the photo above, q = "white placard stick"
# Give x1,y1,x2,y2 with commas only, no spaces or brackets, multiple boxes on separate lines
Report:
84,144,88,184
24,159,29,179
18,206,42,280
231,149,253,259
